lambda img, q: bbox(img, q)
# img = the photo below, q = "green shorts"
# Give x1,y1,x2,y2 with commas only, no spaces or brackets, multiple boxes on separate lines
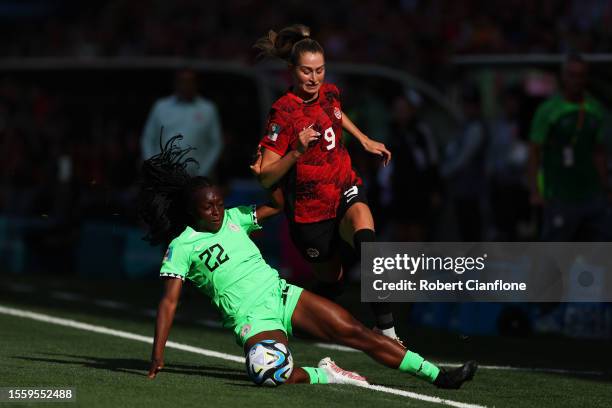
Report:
233,279,303,346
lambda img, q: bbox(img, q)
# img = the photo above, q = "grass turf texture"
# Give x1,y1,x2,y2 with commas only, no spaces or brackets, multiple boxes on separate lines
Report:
0,276,610,408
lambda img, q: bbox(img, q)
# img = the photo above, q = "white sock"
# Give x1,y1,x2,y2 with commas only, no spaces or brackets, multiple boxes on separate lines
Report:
382,327,397,338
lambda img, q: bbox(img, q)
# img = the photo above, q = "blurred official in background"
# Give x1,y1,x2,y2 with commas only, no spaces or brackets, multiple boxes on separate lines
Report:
141,68,223,177
529,54,611,241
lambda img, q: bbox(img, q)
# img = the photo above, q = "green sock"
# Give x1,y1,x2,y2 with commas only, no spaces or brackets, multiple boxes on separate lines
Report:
399,351,440,382
302,367,329,384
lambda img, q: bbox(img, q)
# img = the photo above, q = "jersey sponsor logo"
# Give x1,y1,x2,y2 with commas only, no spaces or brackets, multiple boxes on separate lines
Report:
334,107,342,120
306,248,320,258
163,246,173,262
343,185,358,203
229,222,240,232
267,123,281,142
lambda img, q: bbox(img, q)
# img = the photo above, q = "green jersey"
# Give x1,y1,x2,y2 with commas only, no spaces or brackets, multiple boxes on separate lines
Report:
160,205,280,328
530,94,605,202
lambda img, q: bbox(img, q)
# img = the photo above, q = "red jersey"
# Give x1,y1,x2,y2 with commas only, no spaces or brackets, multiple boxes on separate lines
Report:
259,83,361,223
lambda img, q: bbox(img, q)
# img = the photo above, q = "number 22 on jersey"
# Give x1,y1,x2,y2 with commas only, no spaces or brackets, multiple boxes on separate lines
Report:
199,243,229,272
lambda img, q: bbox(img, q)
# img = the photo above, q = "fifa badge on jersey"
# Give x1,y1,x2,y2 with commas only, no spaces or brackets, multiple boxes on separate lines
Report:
334,107,342,120
229,222,240,232
240,324,252,338
267,123,281,141
163,246,173,262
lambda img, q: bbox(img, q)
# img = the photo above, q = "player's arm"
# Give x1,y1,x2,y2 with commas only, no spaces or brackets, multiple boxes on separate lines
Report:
258,127,320,188
342,112,391,165
255,188,284,222
148,277,183,379
249,146,285,221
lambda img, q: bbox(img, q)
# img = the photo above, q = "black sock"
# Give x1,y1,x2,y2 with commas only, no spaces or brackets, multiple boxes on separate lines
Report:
370,302,394,329
353,228,395,330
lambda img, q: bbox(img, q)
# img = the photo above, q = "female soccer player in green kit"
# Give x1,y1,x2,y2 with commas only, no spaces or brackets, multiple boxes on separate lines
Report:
141,136,476,388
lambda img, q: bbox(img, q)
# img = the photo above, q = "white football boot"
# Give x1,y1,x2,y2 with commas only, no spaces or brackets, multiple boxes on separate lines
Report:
317,357,369,386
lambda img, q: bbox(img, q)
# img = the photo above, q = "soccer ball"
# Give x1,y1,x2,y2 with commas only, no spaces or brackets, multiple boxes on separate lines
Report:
246,340,293,386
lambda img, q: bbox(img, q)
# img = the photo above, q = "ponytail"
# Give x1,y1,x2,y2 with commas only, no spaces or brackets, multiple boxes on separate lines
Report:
254,24,324,65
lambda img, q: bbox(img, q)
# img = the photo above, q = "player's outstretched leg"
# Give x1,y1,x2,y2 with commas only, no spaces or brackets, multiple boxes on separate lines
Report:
291,290,478,389
340,202,399,341
243,330,366,386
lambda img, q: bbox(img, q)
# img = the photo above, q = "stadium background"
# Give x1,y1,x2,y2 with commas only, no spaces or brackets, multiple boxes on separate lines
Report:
1,2,611,405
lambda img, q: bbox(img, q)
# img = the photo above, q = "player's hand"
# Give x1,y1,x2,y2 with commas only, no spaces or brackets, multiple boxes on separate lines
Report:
297,124,321,154
362,138,391,166
249,146,263,177
148,358,164,379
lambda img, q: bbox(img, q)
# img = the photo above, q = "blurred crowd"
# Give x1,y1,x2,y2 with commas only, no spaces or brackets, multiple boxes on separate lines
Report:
2,62,610,243
3,0,612,84
355,83,536,242
1,0,611,244
0,75,142,222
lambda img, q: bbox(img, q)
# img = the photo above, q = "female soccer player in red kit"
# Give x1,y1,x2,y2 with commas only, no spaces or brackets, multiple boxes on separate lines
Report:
252,25,399,341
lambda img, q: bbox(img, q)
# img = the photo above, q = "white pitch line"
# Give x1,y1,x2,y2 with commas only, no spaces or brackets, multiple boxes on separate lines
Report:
0,304,243,363
0,304,485,408
3,286,604,379
353,382,483,408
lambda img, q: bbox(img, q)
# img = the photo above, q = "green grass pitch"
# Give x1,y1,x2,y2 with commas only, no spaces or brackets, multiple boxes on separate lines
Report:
0,277,610,408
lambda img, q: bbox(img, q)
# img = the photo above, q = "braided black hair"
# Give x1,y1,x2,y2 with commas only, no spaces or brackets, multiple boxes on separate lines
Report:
138,134,213,245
